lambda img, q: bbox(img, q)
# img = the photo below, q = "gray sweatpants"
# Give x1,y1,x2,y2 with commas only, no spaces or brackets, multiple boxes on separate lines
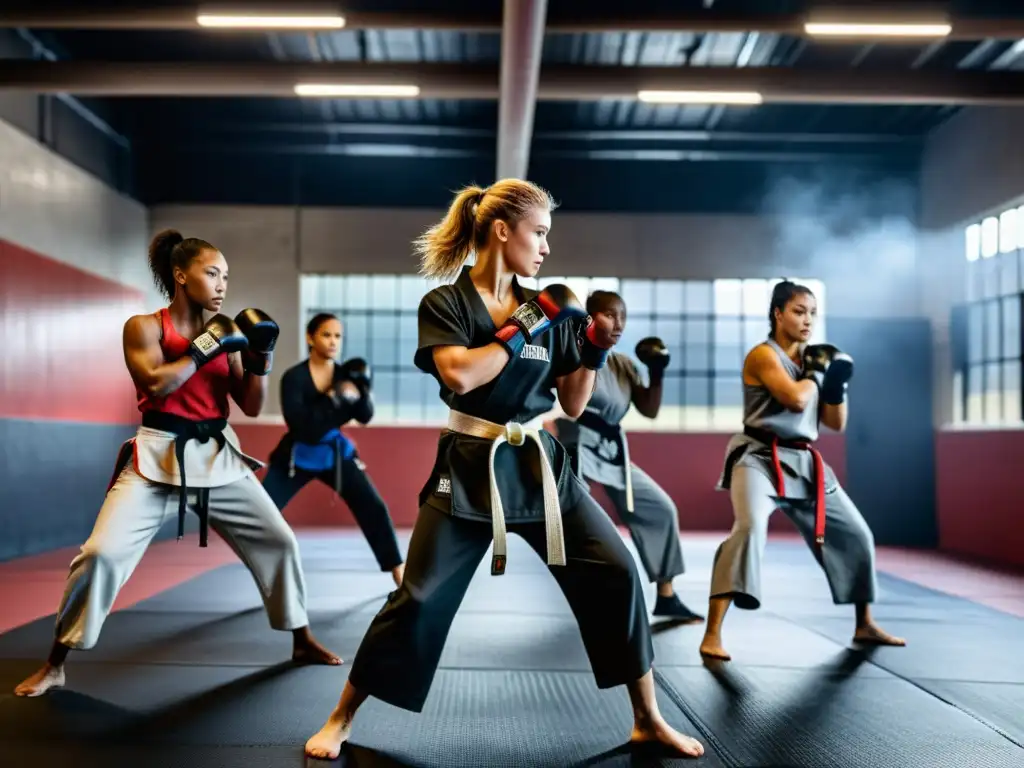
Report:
54,463,309,650
709,462,877,610
590,464,686,584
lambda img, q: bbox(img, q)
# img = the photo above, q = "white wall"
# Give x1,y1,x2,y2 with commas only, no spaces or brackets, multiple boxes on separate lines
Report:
0,117,155,304
151,202,922,418
918,107,1024,427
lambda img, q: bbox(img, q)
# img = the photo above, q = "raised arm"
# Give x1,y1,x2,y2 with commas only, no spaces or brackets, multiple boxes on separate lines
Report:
122,314,197,398
630,338,669,419
745,343,817,412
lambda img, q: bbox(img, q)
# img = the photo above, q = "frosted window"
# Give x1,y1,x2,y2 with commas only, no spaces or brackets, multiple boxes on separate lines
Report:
654,281,684,315
713,279,743,316
1003,362,1022,423
684,281,713,314
965,223,981,262
620,280,653,314
1003,295,1021,359
741,279,771,316
1000,208,1018,254
981,216,999,259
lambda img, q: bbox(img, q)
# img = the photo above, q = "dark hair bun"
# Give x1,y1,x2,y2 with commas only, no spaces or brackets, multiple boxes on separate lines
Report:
150,229,183,254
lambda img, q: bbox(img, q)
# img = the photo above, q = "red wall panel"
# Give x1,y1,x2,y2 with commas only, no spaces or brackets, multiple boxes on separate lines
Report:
0,239,145,424
935,430,1024,569
234,423,847,532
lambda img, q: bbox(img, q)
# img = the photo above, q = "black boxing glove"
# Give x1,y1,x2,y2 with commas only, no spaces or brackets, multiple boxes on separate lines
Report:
338,357,372,392
802,343,854,405
635,336,670,384
235,308,279,376
188,314,248,369
495,284,587,357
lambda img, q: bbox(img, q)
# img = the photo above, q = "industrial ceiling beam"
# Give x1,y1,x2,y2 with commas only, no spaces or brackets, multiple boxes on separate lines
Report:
496,0,548,180
3,6,1024,40
3,61,1024,105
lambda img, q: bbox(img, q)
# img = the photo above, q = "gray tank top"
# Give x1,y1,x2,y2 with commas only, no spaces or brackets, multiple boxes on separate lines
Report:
743,339,819,442
558,352,640,489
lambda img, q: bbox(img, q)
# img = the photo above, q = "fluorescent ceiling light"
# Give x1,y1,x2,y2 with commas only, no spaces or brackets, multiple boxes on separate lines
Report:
637,90,763,105
196,15,346,29
804,22,951,37
294,83,421,98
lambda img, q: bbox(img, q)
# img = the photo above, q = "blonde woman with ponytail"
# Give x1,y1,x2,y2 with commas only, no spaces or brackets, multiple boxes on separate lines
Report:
306,180,704,760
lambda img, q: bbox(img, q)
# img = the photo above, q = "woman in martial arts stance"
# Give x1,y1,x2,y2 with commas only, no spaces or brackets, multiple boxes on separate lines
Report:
262,313,405,587
555,290,703,623
698,279,906,661
305,179,704,760
14,229,340,697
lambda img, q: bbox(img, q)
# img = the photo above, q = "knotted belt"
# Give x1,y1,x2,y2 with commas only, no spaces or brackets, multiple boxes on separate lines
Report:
574,410,634,513
141,411,227,547
447,410,566,575
735,425,827,545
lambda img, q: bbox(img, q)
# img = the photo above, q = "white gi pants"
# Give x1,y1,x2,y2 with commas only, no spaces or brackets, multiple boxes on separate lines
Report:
53,429,309,650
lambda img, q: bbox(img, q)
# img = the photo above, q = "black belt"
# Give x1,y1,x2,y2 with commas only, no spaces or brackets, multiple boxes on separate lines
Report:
573,410,626,468
142,411,227,547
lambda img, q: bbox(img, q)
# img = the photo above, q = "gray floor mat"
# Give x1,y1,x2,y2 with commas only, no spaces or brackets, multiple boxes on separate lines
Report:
1,532,1022,767
656,665,1024,768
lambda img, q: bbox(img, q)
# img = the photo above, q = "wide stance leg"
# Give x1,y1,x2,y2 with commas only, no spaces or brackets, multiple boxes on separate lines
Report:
699,464,777,661
708,464,777,610
332,459,404,573
14,465,171,696
306,505,492,760
601,465,701,621
208,472,341,665
346,504,492,712
207,473,310,632
786,484,877,606
517,495,703,758
602,464,685,584
787,484,905,648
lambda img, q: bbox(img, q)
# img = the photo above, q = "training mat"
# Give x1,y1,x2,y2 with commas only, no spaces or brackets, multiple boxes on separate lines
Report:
3,532,1024,767
656,665,1024,768
912,680,1024,746
0,664,723,767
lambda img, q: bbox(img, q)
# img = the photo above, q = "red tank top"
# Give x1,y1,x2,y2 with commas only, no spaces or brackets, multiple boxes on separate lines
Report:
137,308,232,420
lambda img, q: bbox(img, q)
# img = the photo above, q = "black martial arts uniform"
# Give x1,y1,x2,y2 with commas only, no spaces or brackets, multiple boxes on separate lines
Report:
262,359,404,573
345,266,654,713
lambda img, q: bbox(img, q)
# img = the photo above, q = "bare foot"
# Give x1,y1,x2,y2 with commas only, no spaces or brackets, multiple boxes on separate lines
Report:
305,710,353,760
698,635,731,661
853,623,906,647
631,716,704,758
293,636,343,666
14,664,66,697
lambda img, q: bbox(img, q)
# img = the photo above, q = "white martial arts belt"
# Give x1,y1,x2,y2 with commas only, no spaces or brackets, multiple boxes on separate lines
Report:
447,410,566,573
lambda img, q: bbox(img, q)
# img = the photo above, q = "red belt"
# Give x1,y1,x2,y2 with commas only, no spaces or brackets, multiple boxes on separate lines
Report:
766,437,827,545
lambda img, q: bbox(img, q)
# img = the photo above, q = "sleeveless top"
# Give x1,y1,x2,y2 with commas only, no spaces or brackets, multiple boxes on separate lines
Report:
718,338,834,497
136,308,231,420
556,352,642,489
742,338,819,442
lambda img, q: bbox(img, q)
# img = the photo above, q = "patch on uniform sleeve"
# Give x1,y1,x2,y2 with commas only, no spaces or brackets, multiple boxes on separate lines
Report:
436,474,452,496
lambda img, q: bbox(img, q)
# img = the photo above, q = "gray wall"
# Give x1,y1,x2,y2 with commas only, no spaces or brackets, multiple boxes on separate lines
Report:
918,107,1024,426
152,195,923,418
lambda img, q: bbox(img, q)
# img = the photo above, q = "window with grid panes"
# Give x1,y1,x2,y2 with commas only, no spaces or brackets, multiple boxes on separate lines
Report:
952,206,1024,426
299,274,827,430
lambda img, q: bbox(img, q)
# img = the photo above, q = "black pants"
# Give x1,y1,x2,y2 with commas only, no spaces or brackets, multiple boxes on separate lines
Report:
261,459,404,572
346,496,654,713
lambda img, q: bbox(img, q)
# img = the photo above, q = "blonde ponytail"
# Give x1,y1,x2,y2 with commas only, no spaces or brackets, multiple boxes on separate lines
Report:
415,185,485,281
415,178,557,282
